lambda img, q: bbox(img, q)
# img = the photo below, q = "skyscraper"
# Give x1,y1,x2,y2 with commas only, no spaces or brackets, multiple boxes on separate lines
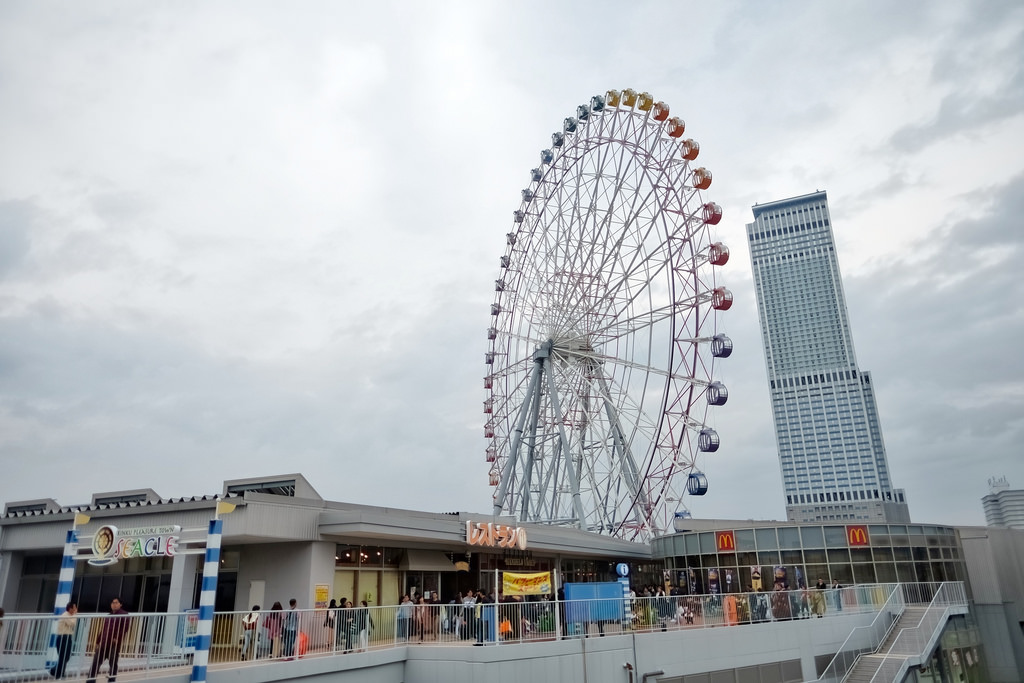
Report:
982,476,1024,529
747,191,910,523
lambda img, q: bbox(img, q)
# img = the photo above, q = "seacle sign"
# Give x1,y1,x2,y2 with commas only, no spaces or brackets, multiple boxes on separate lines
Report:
89,525,181,566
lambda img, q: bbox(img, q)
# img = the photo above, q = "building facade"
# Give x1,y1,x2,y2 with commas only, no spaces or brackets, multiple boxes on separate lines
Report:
0,473,653,616
982,476,1024,530
654,518,967,593
746,191,909,523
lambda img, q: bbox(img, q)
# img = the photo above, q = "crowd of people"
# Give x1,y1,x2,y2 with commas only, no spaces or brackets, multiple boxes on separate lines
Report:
6,578,851,680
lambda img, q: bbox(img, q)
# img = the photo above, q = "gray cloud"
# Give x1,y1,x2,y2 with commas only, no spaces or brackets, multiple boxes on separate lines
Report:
1,2,1021,532
0,201,33,278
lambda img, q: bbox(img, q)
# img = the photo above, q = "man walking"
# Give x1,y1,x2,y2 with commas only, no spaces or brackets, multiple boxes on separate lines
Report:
87,597,129,683
50,601,78,679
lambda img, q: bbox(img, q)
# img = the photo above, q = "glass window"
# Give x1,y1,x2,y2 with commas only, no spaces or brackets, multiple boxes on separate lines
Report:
850,548,872,564
895,563,916,582
804,548,827,564
699,533,717,554
868,526,890,545
874,562,897,583
755,528,778,550
872,547,894,562
800,526,824,548
781,550,803,565
827,548,850,563
824,526,848,547
384,547,403,567
735,529,756,551
758,551,780,565
685,534,701,556
778,527,802,549
829,564,853,585
852,564,876,583
335,544,359,567
805,565,828,586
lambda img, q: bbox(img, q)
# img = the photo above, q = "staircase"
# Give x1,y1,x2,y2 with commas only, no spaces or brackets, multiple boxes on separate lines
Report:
842,607,927,682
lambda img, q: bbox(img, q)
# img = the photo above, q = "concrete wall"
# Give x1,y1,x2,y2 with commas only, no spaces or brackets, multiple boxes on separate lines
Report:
958,526,1024,681
136,610,880,683
233,540,338,611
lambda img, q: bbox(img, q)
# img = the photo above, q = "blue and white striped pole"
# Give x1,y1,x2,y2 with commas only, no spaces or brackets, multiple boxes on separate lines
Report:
190,501,234,683
46,513,89,669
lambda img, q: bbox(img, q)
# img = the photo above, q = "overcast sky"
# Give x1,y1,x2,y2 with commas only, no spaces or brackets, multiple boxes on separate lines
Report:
1,1,1022,530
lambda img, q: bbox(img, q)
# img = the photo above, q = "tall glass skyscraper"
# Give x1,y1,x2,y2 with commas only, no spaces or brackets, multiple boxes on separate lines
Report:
747,191,910,523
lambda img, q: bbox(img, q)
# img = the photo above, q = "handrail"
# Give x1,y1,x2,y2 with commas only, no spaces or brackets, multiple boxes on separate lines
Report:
867,582,968,683
815,583,902,683
0,583,936,683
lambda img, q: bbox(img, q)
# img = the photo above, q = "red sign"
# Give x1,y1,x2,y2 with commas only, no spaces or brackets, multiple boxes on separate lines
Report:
846,525,869,546
716,530,736,551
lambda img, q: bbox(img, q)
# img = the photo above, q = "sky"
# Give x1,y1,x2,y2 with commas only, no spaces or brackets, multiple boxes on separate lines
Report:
1,1,1022,530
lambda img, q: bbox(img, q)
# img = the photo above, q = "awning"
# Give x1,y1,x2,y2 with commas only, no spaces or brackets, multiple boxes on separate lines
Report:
400,549,456,572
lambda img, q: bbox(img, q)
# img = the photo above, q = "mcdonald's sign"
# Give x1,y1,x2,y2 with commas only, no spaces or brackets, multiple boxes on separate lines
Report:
716,530,736,551
846,525,869,547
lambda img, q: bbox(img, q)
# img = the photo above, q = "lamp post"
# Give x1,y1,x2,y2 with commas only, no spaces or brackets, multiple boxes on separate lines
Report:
190,500,235,683
45,512,90,669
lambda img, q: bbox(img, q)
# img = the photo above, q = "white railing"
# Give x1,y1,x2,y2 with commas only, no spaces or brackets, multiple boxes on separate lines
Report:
0,585,904,682
814,583,902,683
867,582,969,683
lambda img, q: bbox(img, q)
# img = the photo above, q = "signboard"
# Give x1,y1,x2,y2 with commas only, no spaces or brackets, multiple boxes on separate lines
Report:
314,584,330,610
846,525,870,547
466,521,527,550
502,571,552,596
715,530,736,551
88,525,181,566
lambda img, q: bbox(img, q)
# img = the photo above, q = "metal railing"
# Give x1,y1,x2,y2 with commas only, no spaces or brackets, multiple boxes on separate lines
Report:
815,583,902,683
0,584,903,682
867,582,969,683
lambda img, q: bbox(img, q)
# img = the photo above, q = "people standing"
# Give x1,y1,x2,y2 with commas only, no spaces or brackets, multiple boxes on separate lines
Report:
265,602,283,658
341,600,356,652
282,599,299,659
324,599,337,649
87,597,129,683
831,579,844,611
414,595,430,642
356,600,373,651
240,605,260,660
812,578,827,617
397,595,413,641
50,601,78,679
333,597,347,650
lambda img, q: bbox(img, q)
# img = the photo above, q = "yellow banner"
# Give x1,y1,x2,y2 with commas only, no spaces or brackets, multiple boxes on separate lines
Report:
502,571,552,596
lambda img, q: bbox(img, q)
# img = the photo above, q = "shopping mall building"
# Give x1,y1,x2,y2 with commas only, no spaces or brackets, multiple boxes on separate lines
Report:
1,473,1022,681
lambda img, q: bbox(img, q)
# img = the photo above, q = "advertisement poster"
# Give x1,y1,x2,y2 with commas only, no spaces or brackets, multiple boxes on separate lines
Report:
502,571,552,596
724,568,736,593
687,568,701,595
314,584,330,610
707,568,720,595
750,566,763,592
773,565,788,590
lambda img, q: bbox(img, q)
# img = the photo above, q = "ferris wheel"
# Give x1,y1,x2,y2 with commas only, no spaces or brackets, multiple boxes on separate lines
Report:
483,89,733,542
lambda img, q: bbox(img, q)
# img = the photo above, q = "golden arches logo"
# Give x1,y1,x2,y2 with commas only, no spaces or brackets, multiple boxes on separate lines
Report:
847,525,869,546
716,531,736,551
